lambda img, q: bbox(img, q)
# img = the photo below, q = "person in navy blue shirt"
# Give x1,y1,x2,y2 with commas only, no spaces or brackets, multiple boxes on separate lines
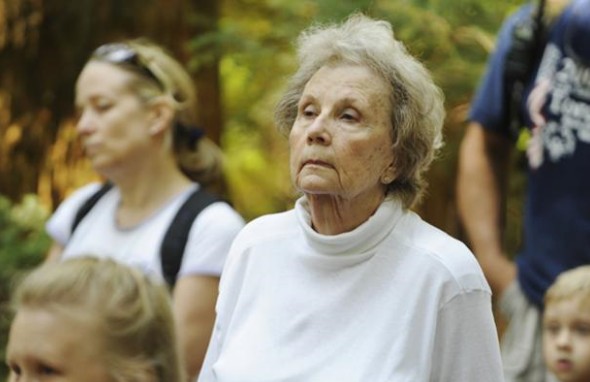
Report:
457,0,590,381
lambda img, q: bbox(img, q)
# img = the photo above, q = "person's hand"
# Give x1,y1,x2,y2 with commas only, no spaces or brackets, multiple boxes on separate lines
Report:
527,78,551,128
526,125,544,169
477,249,517,299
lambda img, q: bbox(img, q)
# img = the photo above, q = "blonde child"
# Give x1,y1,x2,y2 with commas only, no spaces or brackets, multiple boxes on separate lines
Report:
5,256,183,382
543,265,590,382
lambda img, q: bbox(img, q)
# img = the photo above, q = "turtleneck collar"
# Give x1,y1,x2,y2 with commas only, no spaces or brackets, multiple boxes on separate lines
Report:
295,196,404,256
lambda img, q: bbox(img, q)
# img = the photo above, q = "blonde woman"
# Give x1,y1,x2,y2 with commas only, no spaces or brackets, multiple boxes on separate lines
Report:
45,39,245,380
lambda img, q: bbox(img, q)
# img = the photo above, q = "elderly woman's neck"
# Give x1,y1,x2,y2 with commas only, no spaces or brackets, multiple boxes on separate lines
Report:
306,193,385,235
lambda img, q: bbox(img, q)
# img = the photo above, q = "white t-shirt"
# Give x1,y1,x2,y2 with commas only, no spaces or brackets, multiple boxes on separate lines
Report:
46,183,245,282
199,197,504,382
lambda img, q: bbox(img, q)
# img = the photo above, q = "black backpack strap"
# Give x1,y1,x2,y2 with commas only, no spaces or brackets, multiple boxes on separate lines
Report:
71,183,114,234
160,187,221,289
503,0,547,139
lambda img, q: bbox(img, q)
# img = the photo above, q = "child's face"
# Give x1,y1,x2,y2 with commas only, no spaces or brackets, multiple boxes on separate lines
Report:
5,307,115,382
543,297,590,382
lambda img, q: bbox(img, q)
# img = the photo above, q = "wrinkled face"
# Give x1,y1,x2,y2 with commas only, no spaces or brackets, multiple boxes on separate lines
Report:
6,308,115,382
75,61,155,175
289,64,395,202
543,298,590,382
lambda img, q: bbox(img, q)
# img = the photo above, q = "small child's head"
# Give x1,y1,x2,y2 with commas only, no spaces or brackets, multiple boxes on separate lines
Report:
543,265,590,382
5,256,183,382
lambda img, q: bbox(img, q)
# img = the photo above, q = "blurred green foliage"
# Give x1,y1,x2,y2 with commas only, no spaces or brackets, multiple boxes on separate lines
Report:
0,194,51,378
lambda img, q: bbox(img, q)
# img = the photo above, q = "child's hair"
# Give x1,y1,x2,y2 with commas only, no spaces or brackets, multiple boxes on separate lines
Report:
544,265,590,310
10,256,184,382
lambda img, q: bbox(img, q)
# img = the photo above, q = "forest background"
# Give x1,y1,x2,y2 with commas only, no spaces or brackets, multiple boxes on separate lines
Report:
0,0,526,377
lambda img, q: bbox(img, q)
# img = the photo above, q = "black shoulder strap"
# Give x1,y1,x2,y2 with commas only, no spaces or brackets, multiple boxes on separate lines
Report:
71,183,114,234
504,0,548,139
160,187,221,289
71,183,219,290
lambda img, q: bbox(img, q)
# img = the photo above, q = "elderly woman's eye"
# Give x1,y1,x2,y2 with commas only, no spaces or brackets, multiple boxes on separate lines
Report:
301,104,317,118
8,362,21,376
38,363,60,376
340,109,359,122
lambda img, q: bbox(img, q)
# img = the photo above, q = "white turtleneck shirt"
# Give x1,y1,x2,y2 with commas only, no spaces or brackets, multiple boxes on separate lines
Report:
199,197,504,382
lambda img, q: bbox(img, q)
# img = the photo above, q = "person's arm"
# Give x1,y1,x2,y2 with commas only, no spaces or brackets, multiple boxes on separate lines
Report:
45,242,64,262
173,274,219,381
456,122,516,296
430,290,504,381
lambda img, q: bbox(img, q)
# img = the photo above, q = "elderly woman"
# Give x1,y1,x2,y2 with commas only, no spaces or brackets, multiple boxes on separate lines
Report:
44,39,245,380
198,14,503,382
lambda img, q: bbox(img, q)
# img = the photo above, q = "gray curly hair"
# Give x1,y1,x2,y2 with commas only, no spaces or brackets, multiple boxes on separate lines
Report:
275,13,445,208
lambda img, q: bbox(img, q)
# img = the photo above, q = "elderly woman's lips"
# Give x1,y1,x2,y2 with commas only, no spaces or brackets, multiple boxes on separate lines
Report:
302,160,331,169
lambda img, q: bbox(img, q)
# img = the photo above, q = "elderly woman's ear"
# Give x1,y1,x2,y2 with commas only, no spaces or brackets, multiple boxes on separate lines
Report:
380,159,397,185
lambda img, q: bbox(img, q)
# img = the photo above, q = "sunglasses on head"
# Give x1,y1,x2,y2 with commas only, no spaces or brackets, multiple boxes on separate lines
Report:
92,43,165,90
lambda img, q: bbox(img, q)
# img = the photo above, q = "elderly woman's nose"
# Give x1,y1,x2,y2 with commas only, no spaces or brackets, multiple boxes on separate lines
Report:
306,115,331,145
